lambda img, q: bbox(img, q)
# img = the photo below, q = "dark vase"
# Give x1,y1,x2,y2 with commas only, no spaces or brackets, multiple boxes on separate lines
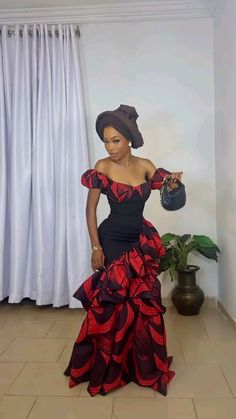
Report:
171,265,205,315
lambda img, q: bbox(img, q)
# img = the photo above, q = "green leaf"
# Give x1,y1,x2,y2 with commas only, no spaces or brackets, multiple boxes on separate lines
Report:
159,248,174,272
161,233,176,246
160,232,220,282
178,234,191,245
159,247,178,280
196,247,219,261
193,234,220,262
193,235,220,252
185,241,196,253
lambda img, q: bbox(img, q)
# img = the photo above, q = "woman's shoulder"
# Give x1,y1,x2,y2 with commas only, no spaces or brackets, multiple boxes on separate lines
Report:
81,159,110,191
94,158,110,175
132,156,155,166
133,157,157,179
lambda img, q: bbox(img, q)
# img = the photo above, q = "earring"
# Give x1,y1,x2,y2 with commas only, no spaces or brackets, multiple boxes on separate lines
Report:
128,141,132,147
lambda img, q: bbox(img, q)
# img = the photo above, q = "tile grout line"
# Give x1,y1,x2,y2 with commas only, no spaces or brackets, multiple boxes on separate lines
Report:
192,398,199,419
218,363,235,398
4,361,28,396
77,381,82,396
41,319,59,337
0,337,16,356
178,338,187,363
56,338,70,362
26,396,37,418
200,319,211,339
57,339,71,363
111,396,115,419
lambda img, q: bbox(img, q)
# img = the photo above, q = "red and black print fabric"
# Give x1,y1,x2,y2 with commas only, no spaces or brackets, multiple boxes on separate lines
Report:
64,167,175,396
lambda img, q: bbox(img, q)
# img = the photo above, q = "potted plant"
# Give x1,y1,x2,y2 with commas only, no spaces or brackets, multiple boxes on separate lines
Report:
159,234,220,315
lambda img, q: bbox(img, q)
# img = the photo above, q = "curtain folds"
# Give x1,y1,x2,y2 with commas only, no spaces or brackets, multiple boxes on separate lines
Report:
0,24,90,307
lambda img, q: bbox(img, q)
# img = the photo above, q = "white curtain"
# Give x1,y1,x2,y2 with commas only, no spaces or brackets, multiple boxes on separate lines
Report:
0,24,91,307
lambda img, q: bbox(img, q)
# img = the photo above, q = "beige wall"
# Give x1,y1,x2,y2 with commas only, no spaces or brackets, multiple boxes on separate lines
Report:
214,0,236,321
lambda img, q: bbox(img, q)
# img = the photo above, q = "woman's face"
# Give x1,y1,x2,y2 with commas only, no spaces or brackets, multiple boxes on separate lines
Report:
102,126,130,160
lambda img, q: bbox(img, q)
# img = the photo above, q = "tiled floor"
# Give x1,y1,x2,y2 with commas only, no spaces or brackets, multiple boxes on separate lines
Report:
0,300,236,418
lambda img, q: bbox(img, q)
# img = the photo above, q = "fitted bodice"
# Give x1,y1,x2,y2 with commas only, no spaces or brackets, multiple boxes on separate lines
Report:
81,167,172,264
106,179,152,220
109,199,146,217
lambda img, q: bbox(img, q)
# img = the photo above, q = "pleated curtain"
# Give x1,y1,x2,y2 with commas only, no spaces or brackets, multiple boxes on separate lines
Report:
0,24,91,307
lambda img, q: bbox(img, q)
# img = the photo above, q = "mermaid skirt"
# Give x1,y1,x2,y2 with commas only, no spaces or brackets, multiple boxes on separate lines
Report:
64,218,175,396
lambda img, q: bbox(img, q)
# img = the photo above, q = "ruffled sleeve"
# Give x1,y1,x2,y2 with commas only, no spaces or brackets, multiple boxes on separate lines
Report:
81,169,109,194
151,167,172,190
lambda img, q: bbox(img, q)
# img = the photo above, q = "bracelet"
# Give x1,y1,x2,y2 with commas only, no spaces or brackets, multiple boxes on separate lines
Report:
91,245,102,253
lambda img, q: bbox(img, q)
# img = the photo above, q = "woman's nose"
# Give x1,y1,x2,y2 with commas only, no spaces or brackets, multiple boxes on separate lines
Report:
107,142,114,151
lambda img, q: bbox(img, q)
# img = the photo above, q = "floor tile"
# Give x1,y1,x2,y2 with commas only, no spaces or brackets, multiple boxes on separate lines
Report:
0,319,10,330
0,306,40,323
157,364,232,398
0,302,236,417
0,362,25,396
181,339,236,364
165,316,209,340
58,339,74,371
0,338,67,362
33,308,84,321
6,362,81,396
198,306,228,320
0,395,36,419
113,398,196,419
80,381,156,398
45,318,84,338
28,396,113,419
0,339,14,355
201,316,236,340
166,337,185,364
0,321,55,338
194,398,236,419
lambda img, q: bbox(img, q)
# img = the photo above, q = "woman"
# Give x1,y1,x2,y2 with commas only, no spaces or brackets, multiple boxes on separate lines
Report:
64,104,183,397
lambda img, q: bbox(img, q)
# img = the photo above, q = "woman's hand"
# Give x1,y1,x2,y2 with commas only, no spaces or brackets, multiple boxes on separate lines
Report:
91,248,105,272
170,171,183,182
165,171,183,189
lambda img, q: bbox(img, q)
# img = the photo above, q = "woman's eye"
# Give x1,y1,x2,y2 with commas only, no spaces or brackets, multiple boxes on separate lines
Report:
102,139,119,144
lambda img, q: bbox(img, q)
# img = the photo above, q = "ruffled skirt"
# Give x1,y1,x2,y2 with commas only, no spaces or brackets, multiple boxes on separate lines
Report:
64,219,175,396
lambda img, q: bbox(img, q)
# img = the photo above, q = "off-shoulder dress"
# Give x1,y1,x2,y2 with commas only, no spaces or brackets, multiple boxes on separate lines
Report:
64,167,175,396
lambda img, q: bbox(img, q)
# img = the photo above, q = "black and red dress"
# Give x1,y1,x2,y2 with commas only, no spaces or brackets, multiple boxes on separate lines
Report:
64,167,175,396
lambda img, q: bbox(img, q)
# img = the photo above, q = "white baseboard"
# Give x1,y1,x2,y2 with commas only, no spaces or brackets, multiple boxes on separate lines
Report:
217,299,236,332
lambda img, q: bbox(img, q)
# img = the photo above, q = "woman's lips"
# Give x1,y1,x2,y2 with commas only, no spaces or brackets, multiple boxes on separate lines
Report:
109,154,117,158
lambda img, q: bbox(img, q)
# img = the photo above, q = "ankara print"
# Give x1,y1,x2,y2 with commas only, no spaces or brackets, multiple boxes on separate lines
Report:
64,167,175,396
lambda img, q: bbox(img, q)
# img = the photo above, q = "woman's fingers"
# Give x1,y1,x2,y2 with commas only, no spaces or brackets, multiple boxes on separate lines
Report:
91,251,105,271
171,171,183,182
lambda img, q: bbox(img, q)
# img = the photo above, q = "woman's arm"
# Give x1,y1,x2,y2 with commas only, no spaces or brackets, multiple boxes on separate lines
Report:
86,188,105,271
86,188,101,249
85,159,108,271
144,159,183,185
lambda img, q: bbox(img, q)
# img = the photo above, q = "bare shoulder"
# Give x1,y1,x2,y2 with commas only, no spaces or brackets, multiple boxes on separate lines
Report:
133,157,157,178
94,158,110,174
139,157,156,170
